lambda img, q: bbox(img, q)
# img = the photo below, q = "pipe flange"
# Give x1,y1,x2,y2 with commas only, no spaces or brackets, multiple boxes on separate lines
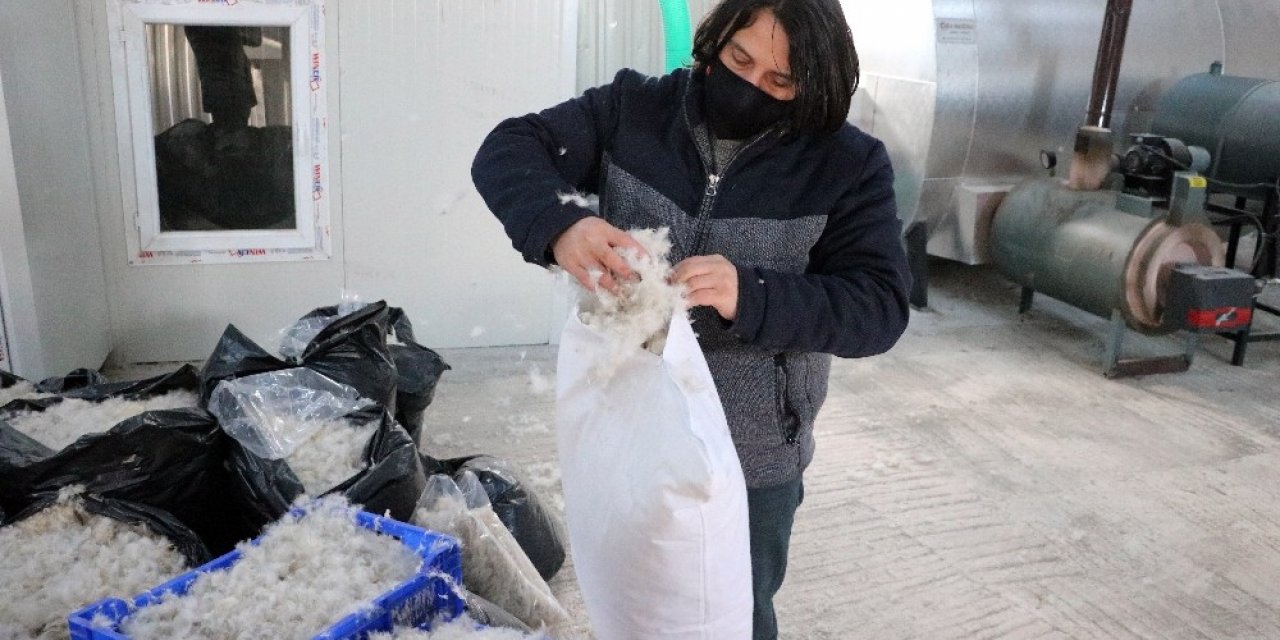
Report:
1123,221,1225,332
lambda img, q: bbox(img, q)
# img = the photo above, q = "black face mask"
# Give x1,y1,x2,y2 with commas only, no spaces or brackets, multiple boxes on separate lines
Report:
702,61,791,140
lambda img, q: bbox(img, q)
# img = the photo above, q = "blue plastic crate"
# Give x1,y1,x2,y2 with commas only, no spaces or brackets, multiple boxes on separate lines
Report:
67,509,464,640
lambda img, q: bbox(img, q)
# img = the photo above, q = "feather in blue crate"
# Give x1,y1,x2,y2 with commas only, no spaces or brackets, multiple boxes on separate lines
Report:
69,498,463,640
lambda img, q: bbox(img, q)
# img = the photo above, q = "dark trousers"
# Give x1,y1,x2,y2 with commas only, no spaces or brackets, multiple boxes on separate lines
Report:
748,476,804,640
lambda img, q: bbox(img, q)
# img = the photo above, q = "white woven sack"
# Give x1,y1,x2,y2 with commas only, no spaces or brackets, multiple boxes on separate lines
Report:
556,309,752,640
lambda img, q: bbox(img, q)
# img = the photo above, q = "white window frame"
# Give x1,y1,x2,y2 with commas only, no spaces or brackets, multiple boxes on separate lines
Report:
107,0,330,265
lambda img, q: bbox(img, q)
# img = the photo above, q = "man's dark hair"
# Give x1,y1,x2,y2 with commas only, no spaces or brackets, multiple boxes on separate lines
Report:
691,0,860,134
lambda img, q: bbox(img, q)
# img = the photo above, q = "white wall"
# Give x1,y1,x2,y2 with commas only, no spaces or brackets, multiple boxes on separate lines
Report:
576,0,716,91
6,0,703,367
0,0,113,379
0,66,42,376
339,0,579,348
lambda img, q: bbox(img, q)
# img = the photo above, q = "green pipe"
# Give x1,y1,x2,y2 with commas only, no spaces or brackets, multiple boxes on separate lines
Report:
659,0,692,72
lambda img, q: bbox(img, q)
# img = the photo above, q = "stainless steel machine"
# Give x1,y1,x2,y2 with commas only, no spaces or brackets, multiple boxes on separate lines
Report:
843,0,1280,264
987,0,1277,376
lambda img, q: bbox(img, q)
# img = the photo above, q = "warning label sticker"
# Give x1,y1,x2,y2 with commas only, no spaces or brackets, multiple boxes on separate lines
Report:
937,18,977,44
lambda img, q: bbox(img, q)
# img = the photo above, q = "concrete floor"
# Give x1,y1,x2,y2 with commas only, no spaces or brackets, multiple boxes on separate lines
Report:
416,260,1280,639
104,260,1280,638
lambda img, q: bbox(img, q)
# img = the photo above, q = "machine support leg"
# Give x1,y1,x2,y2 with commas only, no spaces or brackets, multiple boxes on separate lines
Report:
1262,189,1280,278
1226,222,1242,270
905,221,929,309
1183,333,1199,366
1102,309,1195,378
1223,196,1249,270
1019,287,1036,314
1103,310,1125,375
1231,327,1249,366
1211,196,1277,366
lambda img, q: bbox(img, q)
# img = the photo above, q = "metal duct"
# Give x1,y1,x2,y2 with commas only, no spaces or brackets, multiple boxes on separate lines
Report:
1084,0,1132,129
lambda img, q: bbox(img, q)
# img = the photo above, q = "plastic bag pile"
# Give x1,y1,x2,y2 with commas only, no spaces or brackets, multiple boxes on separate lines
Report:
0,300,579,638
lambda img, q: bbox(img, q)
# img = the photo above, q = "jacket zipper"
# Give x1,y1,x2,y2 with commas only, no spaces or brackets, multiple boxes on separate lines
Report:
681,93,774,254
692,136,766,254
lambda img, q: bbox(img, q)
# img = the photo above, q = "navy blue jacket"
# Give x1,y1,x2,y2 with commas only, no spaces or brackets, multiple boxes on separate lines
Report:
473,68,910,486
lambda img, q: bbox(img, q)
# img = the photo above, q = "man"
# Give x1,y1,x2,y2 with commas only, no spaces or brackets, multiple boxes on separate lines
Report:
473,1,910,636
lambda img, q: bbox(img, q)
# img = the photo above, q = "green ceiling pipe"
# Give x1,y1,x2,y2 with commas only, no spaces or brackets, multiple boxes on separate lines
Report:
659,0,692,72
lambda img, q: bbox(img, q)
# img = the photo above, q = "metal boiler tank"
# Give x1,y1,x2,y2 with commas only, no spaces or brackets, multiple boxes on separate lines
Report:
983,0,1280,376
840,0,1280,264
1152,72,1280,200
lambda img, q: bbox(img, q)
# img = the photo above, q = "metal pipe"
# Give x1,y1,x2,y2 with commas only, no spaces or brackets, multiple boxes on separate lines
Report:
1085,0,1133,129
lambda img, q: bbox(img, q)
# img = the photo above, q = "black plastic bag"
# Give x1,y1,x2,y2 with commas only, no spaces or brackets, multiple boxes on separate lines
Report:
2,368,114,412
0,364,203,471
199,324,286,398
200,302,398,413
428,455,567,581
33,368,108,394
282,304,449,440
303,304,398,411
226,406,426,528
59,364,200,401
0,407,258,556
390,342,448,442
387,308,450,441
8,490,211,567
0,403,58,466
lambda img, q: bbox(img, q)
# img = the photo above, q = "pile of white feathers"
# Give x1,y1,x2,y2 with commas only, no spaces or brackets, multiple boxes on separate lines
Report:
283,417,377,493
0,487,187,640
0,381,52,408
4,390,199,450
576,227,686,378
120,496,421,640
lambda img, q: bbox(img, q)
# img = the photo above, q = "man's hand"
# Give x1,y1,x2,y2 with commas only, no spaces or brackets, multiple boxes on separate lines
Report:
552,217,646,293
673,255,739,321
